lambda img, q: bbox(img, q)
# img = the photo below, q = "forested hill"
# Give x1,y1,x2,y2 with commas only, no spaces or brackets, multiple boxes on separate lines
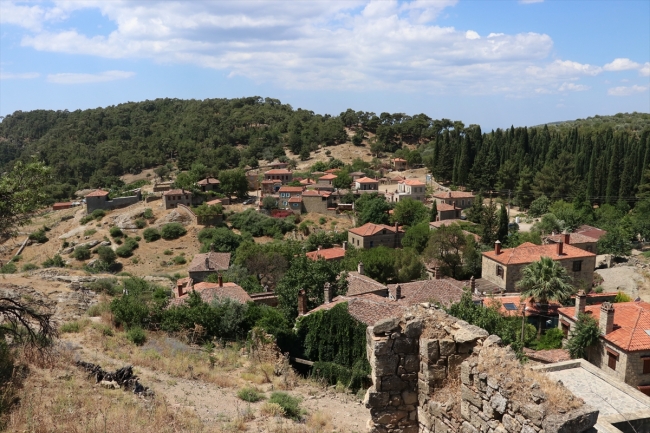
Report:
0,97,649,207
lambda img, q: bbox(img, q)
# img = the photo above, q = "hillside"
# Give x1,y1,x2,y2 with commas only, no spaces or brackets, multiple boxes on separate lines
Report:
536,112,650,132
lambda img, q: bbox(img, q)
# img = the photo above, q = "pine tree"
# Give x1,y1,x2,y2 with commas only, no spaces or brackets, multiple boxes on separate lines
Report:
497,204,509,243
430,200,438,222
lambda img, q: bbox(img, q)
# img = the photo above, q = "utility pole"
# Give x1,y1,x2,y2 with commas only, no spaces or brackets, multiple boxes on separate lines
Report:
520,302,526,343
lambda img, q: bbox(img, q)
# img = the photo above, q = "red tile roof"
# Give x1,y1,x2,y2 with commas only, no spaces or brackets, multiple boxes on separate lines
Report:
305,294,406,326
346,271,388,296
483,295,562,317
401,179,425,186
302,190,330,197
265,169,292,175
325,168,341,173
163,189,192,196
356,177,378,183
305,247,346,261
172,282,252,305
429,219,464,228
318,174,338,181
574,225,608,241
206,199,222,206
387,279,472,307
278,186,304,193
86,189,110,197
348,222,403,237
300,178,316,185
482,242,595,265
437,203,461,211
393,158,407,162
261,180,280,184
188,252,231,272
547,233,598,244
288,197,302,203
433,191,475,199
197,177,220,186
558,302,650,352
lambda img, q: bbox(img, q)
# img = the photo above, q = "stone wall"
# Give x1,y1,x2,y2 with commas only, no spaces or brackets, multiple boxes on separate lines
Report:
364,305,598,433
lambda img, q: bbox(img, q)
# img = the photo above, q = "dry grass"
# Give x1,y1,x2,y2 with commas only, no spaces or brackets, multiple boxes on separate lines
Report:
261,402,285,417
305,411,333,432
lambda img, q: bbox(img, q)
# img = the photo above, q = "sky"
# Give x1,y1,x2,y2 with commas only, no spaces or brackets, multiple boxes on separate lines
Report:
1,0,649,130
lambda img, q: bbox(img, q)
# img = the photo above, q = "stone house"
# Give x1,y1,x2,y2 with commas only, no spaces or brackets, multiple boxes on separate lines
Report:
305,243,347,262
277,186,304,209
354,177,379,191
392,158,407,170
546,232,599,254
261,179,282,196
348,222,405,249
264,169,293,183
387,179,426,203
432,190,475,210
558,296,650,395
197,177,220,192
301,190,336,214
575,224,608,241
172,277,251,304
187,252,231,283
435,202,462,220
162,189,192,210
317,173,338,191
481,241,596,292
86,188,142,213
346,262,389,297
349,171,366,181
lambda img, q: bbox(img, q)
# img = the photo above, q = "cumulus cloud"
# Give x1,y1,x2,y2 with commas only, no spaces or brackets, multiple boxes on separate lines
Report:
603,58,641,71
46,70,135,84
640,63,650,77
6,0,646,96
607,85,649,96
558,82,589,92
0,71,39,80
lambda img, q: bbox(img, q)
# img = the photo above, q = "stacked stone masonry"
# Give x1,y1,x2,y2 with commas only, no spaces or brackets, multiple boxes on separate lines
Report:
364,305,599,433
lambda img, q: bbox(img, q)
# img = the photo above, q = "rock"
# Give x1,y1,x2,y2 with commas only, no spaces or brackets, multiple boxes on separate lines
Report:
489,392,507,414
542,405,598,433
61,247,74,255
373,317,401,335
404,319,423,338
483,335,502,348
453,325,489,344
99,380,120,390
153,210,192,227
100,241,111,246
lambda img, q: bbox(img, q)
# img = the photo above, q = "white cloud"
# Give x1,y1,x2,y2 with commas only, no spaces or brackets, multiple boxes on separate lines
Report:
46,70,135,84
603,58,641,71
607,85,649,96
0,71,39,80
519,0,544,3
465,30,480,40
558,82,589,92
640,62,650,77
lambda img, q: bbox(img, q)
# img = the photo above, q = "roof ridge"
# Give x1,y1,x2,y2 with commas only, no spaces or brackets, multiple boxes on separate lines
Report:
625,304,644,351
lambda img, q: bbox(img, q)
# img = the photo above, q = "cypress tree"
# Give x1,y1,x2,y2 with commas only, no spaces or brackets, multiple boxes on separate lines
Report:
497,204,509,243
430,201,438,222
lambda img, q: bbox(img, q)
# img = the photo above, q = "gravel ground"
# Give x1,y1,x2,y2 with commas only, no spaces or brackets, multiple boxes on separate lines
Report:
595,266,648,300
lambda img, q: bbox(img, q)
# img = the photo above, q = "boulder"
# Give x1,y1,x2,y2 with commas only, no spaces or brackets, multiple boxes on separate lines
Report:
373,317,401,335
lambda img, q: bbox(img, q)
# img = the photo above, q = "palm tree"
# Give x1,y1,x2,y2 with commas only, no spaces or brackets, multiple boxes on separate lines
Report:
516,256,574,335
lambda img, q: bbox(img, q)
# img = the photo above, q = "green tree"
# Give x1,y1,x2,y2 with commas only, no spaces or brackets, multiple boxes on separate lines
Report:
465,192,484,224
566,313,601,359
528,195,551,218
332,173,352,189
480,199,499,245
424,224,471,279
355,193,390,225
515,166,535,209
597,226,632,257
430,201,438,222
262,196,278,211
497,204,509,243
218,169,249,198
394,248,426,282
0,160,50,238
391,198,428,227
401,222,431,254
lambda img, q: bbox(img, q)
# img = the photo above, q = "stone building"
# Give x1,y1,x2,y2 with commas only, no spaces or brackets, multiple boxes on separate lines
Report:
277,186,304,209
187,252,231,283
546,232,599,254
197,177,220,192
317,173,338,191
387,179,426,203
172,277,251,305
85,189,142,213
481,240,596,292
432,190,475,210
162,189,192,210
392,158,407,170
355,177,379,191
263,169,293,183
558,297,650,395
261,179,282,196
435,202,462,220
301,190,336,214
305,243,347,262
348,222,405,249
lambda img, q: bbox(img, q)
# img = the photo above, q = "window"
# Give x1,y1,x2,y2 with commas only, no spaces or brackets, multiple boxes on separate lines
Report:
370,241,374,247
586,246,593,252
607,351,618,370
282,201,287,206
643,358,650,374
496,265,504,278
561,321,570,337
572,261,582,272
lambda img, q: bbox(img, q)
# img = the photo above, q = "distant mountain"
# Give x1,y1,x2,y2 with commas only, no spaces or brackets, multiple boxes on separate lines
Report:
534,112,650,132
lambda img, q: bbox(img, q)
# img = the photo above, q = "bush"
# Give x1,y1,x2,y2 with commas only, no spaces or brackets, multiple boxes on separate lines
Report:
134,236,141,242
87,302,111,317
566,313,601,359
318,217,326,225
96,246,117,264
73,246,91,261
110,227,124,238
116,244,134,258
21,263,38,272
143,208,154,219
42,255,65,268
0,263,17,274
84,229,97,236
10,255,21,262
530,328,564,350
28,230,48,243
268,392,302,419
163,249,173,256
229,209,296,238
126,326,147,345
60,321,81,333
92,209,106,220
161,223,187,240
143,227,161,242
237,387,265,402
614,291,632,303
87,278,120,295
135,219,147,229
173,256,187,265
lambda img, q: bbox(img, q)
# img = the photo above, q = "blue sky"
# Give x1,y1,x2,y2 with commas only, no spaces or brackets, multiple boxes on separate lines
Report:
1,0,648,130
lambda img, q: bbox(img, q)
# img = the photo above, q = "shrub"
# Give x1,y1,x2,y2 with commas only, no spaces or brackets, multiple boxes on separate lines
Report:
135,236,141,242
73,246,91,261
143,228,161,242
531,328,564,350
10,255,21,263
116,244,134,258
87,302,112,316
28,230,48,243
110,227,124,238
143,208,154,219
60,321,81,333
96,246,117,264
87,278,120,295
91,209,106,220
237,387,264,402
173,256,186,265
614,291,632,303
42,255,65,268
0,263,17,274
318,217,326,225
84,229,97,236
261,402,285,417
21,263,38,272
163,250,173,255
268,392,302,419
566,313,601,359
135,219,147,229
115,238,123,245
161,223,187,240
126,326,147,345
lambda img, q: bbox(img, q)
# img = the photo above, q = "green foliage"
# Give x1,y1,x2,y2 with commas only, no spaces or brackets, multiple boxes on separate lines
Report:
342,246,396,283
0,263,17,274
83,229,97,237
28,229,48,244
86,278,120,295
312,360,370,392
160,223,187,240
96,246,117,264
126,326,147,345
163,249,173,255
109,226,123,238
218,168,249,198
237,387,265,402
198,227,242,253
304,230,347,252
424,224,478,279
143,208,154,219
42,254,65,268
614,291,632,303
597,226,632,257
355,193,391,225
73,246,91,261
401,222,431,254
391,198,428,227
21,263,38,272
115,238,139,258
143,227,161,242
261,196,278,211
229,209,295,238
173,255,186,265
566,313,601,359
110,278,167,329
60,321,81,333
516,257,574,305
268,392,302,420
529,195,551,218
530,328,564,350
318,216,326,225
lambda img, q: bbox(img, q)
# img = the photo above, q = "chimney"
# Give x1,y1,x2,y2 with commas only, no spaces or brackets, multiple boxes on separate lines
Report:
470,276,476,294
317,245,322,251
205,256,211,270
395,222,399,232
495,240,502,255
599,302,615,335
564,231,570,245
218,273,223,287
389,284,401,301
324,282,332,304
575,290,586,319
358,261,364,275
434,267,441,280
298,289,307,316
177,281,184,298
557,241,564,256
342,241,347,251
448,191,452,198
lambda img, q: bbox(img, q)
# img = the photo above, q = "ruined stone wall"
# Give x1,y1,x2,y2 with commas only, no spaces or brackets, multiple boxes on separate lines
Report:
364,305,599,433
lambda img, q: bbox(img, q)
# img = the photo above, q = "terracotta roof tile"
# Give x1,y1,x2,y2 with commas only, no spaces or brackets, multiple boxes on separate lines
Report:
393,158,407,162
559,302,650,352
206,199,222,206
188,252,231,272
429,219,465,228
401,179,425,186
172,282,252,305
306,294,406,326
348,222,403,237
319,174,338,180
433,191,475,199
387,279,474,307
346,272,388,296
437,203,461,211
482,242,595,265
484,295,562,317
264,169,292,175
547,233,598,244
574,225,608,240
86,189,110,197
356,177,378,184
278,186,304,193
288,197,302,203
306,247,346,261
197,177,220,186
163,189,192,196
